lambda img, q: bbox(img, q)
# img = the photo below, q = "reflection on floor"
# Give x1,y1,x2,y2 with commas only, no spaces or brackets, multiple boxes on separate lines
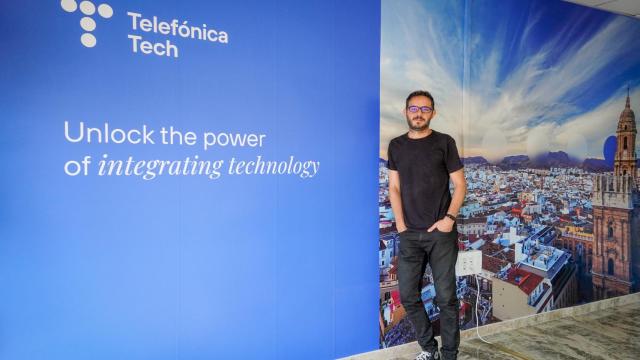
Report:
342,294,640,360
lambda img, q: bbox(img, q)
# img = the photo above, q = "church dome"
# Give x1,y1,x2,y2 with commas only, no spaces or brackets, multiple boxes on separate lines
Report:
617,90,636,132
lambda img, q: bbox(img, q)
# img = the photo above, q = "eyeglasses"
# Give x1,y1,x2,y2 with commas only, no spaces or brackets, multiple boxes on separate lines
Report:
407,105,433,114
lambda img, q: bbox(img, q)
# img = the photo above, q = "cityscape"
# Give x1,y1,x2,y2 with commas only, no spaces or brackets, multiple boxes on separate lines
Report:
378,94,640,348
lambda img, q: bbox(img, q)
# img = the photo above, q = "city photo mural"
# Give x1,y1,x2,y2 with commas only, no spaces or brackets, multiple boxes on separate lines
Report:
379,0,640,348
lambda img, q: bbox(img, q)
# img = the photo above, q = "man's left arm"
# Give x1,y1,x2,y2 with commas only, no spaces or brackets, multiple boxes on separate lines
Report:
428,168,467,232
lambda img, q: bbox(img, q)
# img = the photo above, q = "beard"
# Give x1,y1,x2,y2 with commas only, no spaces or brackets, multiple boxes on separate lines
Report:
406,115,431,131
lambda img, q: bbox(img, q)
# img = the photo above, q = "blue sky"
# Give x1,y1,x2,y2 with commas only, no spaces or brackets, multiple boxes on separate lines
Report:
381,0,640,161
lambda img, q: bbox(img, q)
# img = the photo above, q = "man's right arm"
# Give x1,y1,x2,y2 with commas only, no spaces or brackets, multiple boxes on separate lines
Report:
388,169,406,233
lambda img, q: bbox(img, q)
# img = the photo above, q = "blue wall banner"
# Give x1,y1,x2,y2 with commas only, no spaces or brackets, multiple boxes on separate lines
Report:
0,1,381,359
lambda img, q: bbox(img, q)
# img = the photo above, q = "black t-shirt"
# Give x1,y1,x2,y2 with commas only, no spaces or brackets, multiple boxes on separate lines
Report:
387,130,463,231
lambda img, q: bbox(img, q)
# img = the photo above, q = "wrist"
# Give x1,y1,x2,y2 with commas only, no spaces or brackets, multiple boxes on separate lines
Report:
444,213,456,222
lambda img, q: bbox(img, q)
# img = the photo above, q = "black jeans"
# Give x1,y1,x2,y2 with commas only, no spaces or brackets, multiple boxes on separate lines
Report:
397,229,460,360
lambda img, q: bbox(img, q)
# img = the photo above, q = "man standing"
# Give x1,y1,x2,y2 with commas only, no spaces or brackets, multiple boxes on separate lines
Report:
387,90,467,360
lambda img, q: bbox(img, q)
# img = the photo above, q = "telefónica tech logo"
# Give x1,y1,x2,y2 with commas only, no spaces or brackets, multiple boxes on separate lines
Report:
60,0,113,48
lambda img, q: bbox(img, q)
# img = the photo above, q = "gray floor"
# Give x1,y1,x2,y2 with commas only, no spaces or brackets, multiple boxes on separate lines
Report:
440,302,640,360
342,295,640,360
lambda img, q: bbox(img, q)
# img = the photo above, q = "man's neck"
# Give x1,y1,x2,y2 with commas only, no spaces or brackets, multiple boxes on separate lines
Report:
408,128,433,139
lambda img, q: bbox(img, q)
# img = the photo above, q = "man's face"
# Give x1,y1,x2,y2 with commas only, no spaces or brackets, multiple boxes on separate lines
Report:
404,95,435,132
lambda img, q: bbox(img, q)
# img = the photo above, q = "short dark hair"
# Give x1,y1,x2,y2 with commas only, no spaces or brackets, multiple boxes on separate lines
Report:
405,90,435,110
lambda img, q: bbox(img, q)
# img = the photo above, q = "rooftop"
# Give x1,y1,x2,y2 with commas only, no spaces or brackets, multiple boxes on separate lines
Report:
502,267,544,295
482,254,509,274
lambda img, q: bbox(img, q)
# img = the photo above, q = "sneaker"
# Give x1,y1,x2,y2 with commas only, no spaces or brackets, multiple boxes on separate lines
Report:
415,349,440,360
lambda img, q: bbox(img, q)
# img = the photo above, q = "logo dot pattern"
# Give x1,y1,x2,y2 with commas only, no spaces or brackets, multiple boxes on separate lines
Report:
61,0,113,48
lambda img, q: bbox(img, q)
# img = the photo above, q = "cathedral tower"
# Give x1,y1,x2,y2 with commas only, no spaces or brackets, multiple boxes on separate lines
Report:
592,89,640,300
614,88,637,180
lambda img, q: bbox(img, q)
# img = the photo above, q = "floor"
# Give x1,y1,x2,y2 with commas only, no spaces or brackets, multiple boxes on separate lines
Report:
398,302,640,360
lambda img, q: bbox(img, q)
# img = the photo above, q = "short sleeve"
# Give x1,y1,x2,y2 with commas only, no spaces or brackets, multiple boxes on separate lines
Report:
445,136,463,174
387,141,397,170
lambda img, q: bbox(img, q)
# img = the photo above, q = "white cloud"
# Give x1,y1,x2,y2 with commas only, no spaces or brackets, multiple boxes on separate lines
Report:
381,1,640,162
554,88,640,159
462,16,640,159
380,0,464,159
